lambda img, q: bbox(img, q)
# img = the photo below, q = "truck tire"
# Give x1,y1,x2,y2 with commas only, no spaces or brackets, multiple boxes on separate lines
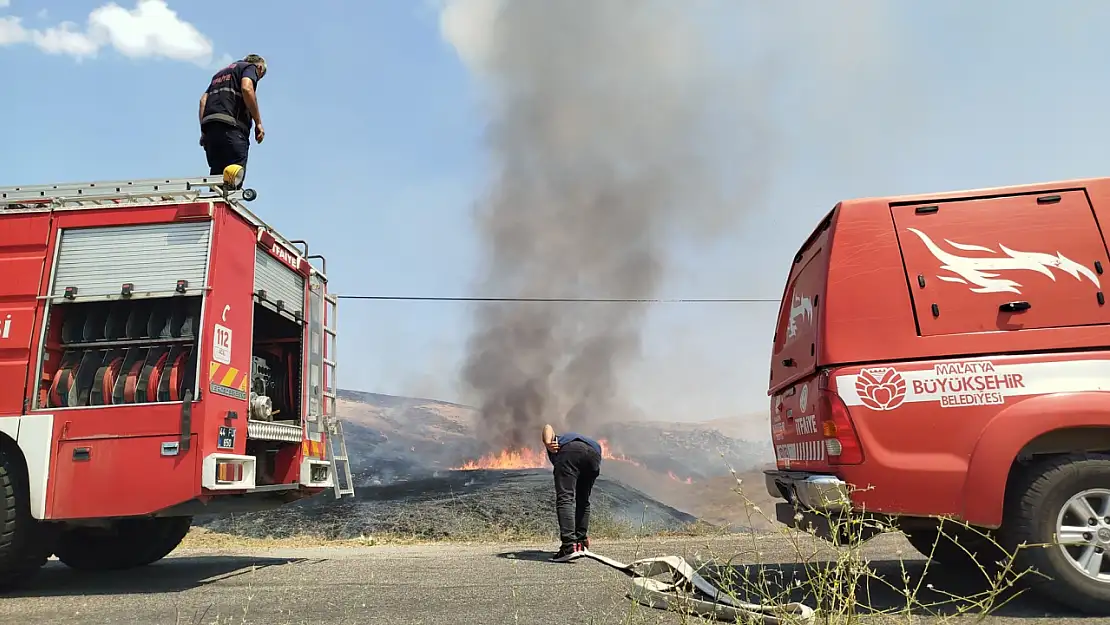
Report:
0,447,52,590
903,523,1007,579
1001,452,1110,615
54,516,192,572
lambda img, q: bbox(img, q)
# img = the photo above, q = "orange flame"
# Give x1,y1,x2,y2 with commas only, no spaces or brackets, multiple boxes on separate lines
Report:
667,470,693,485
454,438,641,470
456,447,549,470
598,438,641,467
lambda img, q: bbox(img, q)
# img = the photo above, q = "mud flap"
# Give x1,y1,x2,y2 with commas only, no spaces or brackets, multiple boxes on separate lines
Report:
179,389,193,453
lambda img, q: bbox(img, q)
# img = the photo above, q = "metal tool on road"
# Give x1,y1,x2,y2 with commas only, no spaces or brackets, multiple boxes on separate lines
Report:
576,550,816,624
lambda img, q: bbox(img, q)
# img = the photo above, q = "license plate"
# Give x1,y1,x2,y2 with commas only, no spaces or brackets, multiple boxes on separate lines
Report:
217,426,236,450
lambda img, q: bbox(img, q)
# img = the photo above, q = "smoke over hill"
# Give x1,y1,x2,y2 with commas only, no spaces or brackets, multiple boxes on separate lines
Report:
440,0,775,452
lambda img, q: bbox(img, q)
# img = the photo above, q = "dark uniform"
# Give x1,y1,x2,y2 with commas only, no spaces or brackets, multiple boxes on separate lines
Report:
546,432,602,558
200,60,262,178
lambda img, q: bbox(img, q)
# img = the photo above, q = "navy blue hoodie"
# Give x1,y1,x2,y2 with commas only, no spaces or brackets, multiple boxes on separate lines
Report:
546,432,602,464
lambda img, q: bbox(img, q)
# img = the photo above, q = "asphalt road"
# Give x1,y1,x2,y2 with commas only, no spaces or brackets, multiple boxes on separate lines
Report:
0,533,1095,624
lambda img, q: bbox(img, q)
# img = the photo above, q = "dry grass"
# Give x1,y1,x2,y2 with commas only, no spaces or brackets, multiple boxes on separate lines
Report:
179,527,377,551
176,467,1076,624
599,468,1052,625
181,513,732,553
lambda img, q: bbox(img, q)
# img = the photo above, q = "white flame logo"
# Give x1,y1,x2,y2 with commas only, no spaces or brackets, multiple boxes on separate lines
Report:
787,292,813,339
906,227,1101,295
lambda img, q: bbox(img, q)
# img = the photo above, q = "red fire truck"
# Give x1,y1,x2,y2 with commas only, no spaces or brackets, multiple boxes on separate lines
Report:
0,173,355,588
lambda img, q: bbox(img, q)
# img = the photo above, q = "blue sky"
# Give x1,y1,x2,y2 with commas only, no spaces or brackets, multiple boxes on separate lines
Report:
4,0,1110,430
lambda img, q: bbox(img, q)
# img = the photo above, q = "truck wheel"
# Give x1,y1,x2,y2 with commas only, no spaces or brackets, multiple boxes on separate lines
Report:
0,447,52,590
1002,453,1110,615
54,516,192,572
903,523,1007,578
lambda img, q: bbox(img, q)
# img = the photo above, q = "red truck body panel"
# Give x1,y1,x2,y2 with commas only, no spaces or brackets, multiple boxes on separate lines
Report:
0,212,52,417
35,203,261,520
768,176,1110,528
0,181,344,522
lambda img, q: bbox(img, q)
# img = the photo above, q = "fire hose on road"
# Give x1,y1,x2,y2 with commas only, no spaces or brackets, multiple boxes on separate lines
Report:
578,550,816,624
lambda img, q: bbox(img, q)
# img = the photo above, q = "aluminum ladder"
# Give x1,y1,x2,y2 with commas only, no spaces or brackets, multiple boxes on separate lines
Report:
323,291,355,498
0,174,300,251
1,174,248,206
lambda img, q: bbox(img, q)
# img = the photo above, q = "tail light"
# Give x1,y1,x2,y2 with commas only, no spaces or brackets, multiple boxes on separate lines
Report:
816,378,864,465
202,453,256,490
216,461,245,484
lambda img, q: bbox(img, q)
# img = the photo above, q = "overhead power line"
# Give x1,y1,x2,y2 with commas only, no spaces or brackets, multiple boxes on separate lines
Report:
335,295,779,303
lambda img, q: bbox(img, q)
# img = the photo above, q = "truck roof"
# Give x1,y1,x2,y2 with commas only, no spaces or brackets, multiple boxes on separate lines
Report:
0,175,324,279
841,175,1110,206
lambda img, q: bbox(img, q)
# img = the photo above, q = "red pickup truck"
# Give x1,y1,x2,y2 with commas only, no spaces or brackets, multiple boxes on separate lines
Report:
763,176,1110,615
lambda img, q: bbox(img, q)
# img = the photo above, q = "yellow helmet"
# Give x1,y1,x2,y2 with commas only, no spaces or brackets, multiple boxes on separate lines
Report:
222,164,245,189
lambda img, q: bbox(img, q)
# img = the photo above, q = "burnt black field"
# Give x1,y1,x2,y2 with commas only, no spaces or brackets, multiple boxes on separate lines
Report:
194,390,772,541
195,468,701,541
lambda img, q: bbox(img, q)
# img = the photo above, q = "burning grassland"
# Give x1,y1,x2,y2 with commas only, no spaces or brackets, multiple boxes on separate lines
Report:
194,469,707,543
452,438,642,471
191,391,775,543
336,392,745,488
454,447,549,471
593,421,773,480
450,440,700,488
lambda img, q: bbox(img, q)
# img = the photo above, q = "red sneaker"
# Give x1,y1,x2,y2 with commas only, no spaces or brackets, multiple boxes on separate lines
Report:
551,543,579,562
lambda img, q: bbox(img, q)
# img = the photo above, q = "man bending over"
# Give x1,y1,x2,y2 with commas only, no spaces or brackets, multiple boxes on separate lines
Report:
542,424,603,562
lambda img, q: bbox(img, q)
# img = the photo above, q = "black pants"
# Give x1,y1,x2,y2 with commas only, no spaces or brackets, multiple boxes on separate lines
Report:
552,440,601,548
201,122,250,179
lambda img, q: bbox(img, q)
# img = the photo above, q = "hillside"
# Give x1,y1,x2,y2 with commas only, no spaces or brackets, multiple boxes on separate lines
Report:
335,389,778,529
195,390,779,540
335,389,773,481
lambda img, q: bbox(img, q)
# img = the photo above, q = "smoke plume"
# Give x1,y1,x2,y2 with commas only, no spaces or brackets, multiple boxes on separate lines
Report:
440,0,778,451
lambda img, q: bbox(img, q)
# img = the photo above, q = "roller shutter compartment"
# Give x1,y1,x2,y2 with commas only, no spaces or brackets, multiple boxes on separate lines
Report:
51,222,212,300
254,247,305,318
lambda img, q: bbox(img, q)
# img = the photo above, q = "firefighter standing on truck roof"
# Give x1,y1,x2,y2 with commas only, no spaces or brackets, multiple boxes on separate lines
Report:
198,54,266,185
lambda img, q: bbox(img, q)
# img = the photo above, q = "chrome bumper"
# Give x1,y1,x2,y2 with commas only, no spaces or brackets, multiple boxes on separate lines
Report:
764,470,851,511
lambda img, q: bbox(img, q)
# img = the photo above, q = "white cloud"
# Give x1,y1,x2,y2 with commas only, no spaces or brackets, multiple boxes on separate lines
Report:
0,0,11,8
0,16,28,45
0,0,216,65
33,21,101,57
438,0,503,74
86,0,212,62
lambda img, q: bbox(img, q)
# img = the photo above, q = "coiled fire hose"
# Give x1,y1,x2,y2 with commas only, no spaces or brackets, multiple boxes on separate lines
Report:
579,551,816,624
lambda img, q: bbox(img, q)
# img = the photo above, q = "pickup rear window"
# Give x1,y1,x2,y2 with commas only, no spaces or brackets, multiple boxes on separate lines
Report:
770,210,834,391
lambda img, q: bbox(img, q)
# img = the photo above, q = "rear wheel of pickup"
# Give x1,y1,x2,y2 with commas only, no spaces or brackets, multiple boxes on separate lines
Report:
1002,453,1110,615
54,516,192,572
0,447,53,590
